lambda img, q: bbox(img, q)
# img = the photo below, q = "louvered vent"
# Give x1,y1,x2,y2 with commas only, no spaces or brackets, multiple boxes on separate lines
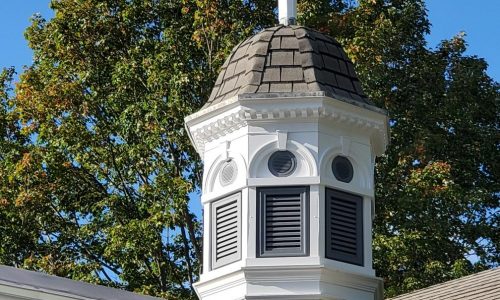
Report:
332,156,354,183
257,187,309,257
211,193,241,269
325,188,363,265
219,160,237,186
268,151,297,177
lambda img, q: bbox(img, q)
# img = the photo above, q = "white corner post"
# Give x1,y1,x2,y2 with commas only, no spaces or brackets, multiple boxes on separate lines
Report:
278,0,297,25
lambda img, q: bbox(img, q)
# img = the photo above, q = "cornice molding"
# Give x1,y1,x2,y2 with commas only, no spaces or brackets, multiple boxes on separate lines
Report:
188,99,388,158
193,265,383,300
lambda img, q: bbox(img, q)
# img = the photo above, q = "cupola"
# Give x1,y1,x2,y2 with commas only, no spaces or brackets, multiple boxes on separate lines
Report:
185,6,389,299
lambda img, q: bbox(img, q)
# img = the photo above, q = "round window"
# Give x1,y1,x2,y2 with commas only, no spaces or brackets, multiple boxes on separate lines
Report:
332,156,353,183
219,160,238,186
268,151,297,177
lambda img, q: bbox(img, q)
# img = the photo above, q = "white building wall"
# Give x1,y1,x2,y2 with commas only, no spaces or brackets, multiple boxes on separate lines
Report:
188,95,387,300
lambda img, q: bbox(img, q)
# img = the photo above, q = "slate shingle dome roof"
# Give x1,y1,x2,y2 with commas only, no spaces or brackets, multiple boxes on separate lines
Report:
205,25,371,109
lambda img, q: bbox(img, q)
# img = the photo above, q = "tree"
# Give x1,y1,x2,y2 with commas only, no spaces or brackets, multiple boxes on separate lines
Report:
299,0,499,296
0,0,498,299
1,0,274,298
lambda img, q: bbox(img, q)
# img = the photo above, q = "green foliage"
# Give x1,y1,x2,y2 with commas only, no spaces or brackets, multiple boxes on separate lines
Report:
1,0,274,298
298,0,498,296
0,0,498,299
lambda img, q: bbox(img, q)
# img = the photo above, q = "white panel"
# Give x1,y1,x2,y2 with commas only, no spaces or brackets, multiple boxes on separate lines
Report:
211,193,242,269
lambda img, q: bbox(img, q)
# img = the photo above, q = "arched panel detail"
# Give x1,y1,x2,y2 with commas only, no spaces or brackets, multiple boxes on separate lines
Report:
319,145,372,190
204,152,247,193
249,140,317,178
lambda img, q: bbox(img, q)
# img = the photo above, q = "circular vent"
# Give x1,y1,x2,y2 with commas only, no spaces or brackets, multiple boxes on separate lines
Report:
332,156,353,183
220,160,237,186
268,151,297,177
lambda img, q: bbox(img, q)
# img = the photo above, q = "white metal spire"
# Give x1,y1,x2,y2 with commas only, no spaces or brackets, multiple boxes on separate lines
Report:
278,0,297,25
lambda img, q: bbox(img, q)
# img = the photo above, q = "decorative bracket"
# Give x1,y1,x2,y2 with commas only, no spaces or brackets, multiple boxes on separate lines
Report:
277,131,288,150
222,140,231,161
341,136,352,156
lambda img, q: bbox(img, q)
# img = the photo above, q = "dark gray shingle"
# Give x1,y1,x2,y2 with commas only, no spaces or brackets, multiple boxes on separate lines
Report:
389,268,500,300
204,25,372,109
0,265,161,300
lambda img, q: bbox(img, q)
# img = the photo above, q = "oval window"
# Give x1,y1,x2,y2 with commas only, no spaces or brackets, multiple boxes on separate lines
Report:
332,156,353,183
268,151,297,177
219,160,238,186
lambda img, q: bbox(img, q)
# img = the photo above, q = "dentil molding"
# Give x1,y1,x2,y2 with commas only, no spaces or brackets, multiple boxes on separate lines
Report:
186,94,389,158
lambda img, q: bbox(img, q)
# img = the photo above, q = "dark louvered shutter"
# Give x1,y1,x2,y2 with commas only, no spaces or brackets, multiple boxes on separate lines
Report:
325,188,363,265
257,187,309,257
211,193,241,269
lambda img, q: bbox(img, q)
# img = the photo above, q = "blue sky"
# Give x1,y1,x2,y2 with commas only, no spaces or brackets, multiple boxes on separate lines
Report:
0,2,497,257
426,0,499,80
1,1,499,81
0,1,53,75
0,0,497,219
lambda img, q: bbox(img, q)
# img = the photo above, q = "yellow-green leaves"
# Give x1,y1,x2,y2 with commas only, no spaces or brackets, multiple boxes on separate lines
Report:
0,1,498,299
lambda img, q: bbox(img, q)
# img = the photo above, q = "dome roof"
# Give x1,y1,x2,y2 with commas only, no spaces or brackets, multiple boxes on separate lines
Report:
205,25,372,109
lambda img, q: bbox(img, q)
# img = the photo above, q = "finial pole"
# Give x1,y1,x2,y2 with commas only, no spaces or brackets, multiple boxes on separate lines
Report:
278,0,297,25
